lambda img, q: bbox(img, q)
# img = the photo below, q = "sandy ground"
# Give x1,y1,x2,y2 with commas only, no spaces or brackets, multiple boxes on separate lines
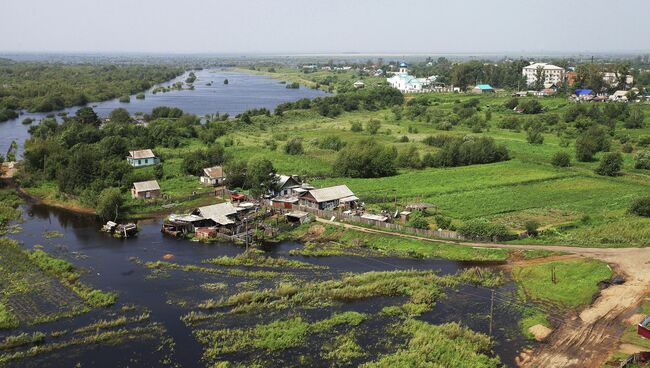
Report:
316,218,650,368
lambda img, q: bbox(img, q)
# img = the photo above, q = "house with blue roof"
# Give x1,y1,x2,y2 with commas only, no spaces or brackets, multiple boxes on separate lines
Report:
471,84,495,94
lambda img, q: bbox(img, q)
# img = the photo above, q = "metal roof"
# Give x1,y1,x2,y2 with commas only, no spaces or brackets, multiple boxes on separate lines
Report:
129,149,156,159
476,84,494,90
132,180,160,192
361,213,388,222
306,185,355,203
196,202,238,225
203,166,224,179
575,89,593,95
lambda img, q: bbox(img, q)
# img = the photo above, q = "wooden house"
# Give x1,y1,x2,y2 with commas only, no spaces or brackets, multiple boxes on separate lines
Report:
200,166,226,186
131,180,161,199
127,149,160,167
298,185,358,210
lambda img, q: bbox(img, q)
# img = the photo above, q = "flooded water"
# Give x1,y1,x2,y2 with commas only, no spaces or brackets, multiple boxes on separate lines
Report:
0,69,330,156
4,203,534,367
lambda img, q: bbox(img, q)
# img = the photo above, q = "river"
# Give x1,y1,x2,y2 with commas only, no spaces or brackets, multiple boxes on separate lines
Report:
2,203,534,367
0,69,330,156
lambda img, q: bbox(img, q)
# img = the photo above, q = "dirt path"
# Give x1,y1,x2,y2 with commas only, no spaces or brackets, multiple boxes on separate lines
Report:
316,218,650,368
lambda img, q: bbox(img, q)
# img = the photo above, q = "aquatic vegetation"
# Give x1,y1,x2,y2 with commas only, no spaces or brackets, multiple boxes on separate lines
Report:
142,260,282,279
252,317,310,351
204,250,326,270
321,331,365,365
0,303,18,329
42,230,64,239
0,332,45,350
360,319,500,368
311,311,367,333
201,282,228,291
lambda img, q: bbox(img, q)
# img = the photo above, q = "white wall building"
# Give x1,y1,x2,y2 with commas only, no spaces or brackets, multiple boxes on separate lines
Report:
387,63,428,93
522,62,566,86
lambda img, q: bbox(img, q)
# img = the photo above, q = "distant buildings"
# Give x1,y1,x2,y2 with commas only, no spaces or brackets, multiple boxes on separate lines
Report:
471,84,495,94
127,149,159,167
602,72,634,87
387,63,429,93
522,62,565,86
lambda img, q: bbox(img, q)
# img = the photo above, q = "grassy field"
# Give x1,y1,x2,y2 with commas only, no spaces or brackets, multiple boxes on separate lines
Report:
512,259,613,309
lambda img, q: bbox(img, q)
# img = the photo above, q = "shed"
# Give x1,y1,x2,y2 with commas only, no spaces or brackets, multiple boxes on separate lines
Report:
127,149,159,167
200,166,226,186
285,211,310,224
132,180,161,199
360,213,389,223
406,203,434,212
194,202,238,226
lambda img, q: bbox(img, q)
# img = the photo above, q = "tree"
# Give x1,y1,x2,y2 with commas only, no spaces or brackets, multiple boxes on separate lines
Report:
366,119,381,135
407,212,429,229
551,152,571,168
533,65,546,90
624,106,645,129
224,159,247,189
396,146,422,169
334,140,397,178
630,196,650,217
5,141,18,162
109,108,131,123
575,126,610,162
284,137,304,155
595,152,623,176
524,220,540,237
246,157,277,197
518,99,543,114
96,188,123,221
75,107,100,127
153,164,164,180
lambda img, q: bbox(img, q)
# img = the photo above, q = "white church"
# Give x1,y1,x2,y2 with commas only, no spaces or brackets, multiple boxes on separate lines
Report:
387,63,432,93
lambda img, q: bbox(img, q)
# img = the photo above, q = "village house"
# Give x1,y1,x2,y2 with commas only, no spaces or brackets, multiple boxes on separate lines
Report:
522,62,565,86
574,89,594,101
353,80,365,88
602,72,634,87
298,185,359,210
193,202,239,227
200,165,226,186
272,175,302,197
609,90,630,102
471,84,495,94
127,149,159,167
131,180,161,199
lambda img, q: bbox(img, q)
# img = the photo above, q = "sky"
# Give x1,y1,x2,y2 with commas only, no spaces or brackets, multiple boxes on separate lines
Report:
2,0,649,54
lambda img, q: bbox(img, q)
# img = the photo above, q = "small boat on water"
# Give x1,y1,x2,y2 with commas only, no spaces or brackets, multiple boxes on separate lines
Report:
101,221,138,238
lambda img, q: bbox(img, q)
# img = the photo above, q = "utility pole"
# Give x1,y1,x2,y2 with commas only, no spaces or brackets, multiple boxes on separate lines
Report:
488,289,495,337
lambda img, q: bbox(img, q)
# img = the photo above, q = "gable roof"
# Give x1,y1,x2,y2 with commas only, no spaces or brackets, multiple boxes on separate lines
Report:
203,166,224,179
196,202,238,225
305,185,355,203
129,149,156,159
133,180,160,192
277,175,300,189
476,84,494,90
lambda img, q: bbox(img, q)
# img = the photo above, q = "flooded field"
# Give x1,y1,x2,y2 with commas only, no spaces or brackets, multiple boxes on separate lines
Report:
2,203,537,367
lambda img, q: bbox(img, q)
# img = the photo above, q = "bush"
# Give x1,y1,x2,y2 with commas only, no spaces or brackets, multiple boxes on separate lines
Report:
96,187,124,221
350,121,363,132
504,97,519,110
396,146,422,169
551,152,571,168
366,119,381,135
526,128,544,144
425,136,509,168
497,116,521,131
595,152,623,176
397,135,409,143
333,140,396,178
634,151,650,170
576,125,610,162
118,95,130,103
624,107,645,129
407,212,430,229
284,137,304,155
458,219,513,241
518,99,543,114
630,197,650,217
318,136,346,151
524,220,540,237
434,215,452,230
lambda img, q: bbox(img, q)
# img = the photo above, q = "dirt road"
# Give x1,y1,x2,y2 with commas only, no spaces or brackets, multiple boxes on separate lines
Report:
316,218,650,367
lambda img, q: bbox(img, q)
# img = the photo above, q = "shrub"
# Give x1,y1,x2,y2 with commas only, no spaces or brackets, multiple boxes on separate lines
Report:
458,219,513,241
426,136,509,168
504,97,519,110
497,116,521,131
518,99,543,114
526,128,544,144
284,137,304,155
318,136,346,151
575,125,610,162
366,119,381,135
334,140,397,178
524,220,540,237
622,143,633,153
434,215,452,230
551,152,571,168
397,135,409,143
634,151,650,170
407,212,429,229
350,121,363,132
595,152,623,176
630,197,650,217
396,146,422,169
118,95,130,103
624,107,645,129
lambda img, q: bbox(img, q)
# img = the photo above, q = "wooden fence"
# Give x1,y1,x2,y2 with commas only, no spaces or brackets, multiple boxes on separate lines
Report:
282,206,467,241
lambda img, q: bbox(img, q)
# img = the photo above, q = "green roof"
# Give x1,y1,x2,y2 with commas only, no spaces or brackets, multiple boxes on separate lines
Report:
477,84,494,90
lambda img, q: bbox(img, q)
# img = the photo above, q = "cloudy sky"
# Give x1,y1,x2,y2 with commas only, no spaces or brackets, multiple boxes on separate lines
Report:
2,0,649,54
